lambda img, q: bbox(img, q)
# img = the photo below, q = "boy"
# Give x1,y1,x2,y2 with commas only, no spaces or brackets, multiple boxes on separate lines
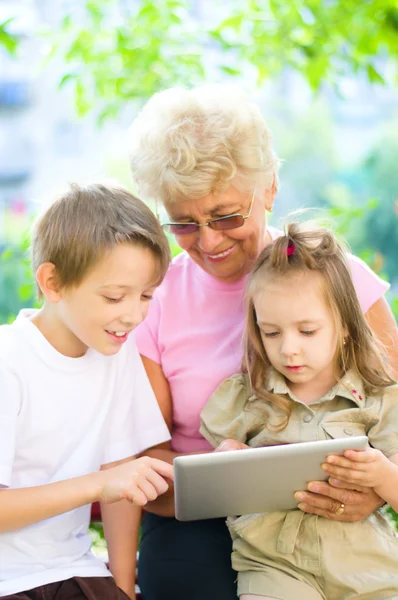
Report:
0,183,173,599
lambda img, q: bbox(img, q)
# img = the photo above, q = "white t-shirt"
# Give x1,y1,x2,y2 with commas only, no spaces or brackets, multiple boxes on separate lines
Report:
0,309,170,596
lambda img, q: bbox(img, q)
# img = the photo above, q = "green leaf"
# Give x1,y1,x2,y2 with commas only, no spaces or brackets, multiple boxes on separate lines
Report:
220,65,241,76
19,283,34,302
0,248,13,261
0,19,18,55
219,14,244,31
366,64,385,84
44,0,398,122
58,73,77,88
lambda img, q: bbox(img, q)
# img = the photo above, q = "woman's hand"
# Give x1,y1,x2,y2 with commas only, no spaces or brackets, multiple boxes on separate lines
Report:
214,439,250,452
294,477,384,521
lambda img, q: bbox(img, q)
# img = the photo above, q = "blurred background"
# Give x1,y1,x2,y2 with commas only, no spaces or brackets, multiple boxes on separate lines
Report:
0,0,397,324
0,0,397,542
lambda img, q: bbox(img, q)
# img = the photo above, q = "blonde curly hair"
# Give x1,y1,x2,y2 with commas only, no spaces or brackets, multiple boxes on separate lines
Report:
128,84,281,204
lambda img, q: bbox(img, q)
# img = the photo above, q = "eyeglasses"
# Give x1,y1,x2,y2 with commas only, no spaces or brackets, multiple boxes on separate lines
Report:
162,189,256,235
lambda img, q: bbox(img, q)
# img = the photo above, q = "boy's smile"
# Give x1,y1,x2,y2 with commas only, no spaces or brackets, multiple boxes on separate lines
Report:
105,330,131,343
33,243,158,358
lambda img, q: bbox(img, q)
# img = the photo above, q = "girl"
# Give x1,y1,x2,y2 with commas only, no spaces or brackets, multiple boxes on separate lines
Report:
200,223,398,600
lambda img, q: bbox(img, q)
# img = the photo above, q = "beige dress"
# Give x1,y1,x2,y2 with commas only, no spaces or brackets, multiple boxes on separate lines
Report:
200,370,398,600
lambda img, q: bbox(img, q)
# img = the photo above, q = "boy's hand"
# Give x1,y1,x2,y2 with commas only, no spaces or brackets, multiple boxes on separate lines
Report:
100,456,173,506
321,448,393,489
214,439,250,452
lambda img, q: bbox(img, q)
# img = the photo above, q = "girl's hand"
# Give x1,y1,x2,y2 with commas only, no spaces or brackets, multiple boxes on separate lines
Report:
214,439,250,452
321,448,394,488
100,456,174,506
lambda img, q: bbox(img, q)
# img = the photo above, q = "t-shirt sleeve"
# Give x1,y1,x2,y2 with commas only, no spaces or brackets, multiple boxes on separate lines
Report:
134,295,162,364
368,384,398,458
348,254,390,314
0,362,21,487
200,374,253,448
101,337,171,466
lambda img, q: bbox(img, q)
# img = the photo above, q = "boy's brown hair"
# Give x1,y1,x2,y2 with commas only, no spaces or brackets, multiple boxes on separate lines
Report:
244,222,395,431
31,182,171,297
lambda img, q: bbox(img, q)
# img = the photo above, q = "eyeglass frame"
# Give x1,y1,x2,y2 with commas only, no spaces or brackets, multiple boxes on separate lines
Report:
161,188,256,235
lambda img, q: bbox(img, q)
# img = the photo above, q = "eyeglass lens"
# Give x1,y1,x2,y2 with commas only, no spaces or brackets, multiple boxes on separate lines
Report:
165,223,198,234
210,215,245,231
164,214,245,235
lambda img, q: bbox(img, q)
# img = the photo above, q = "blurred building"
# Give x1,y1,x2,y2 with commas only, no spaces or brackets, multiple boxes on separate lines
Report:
0,0,130,247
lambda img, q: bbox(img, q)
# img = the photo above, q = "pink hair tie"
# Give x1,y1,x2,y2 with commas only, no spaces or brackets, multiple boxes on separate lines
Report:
286,244,296,257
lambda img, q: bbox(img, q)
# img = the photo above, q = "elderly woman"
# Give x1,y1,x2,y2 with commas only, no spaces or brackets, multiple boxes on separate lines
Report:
129,85,398,600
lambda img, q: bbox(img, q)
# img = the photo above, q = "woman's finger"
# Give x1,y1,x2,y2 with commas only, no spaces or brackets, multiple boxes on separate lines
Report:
305,481,367,505
295,481,383,521
296,500,352,521
294,491,353,521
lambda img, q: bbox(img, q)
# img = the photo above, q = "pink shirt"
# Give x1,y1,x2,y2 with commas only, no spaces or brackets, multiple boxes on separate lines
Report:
135,229,390,453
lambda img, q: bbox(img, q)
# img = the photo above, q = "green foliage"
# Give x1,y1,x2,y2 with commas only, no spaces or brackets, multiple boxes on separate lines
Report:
88,522,108,559
269,98,397,308
0,244,37,325
386,506,398,529
53,0,205,122
322,195,397,319
43,0,398,121
212,0,398,89
360,129,398,281
0,18,18,55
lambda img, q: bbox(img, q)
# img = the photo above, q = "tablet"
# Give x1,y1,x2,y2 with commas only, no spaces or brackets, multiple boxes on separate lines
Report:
174,436,368,521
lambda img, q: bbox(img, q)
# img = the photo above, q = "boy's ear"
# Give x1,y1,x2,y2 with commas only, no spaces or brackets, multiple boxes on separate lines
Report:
35,263,62,303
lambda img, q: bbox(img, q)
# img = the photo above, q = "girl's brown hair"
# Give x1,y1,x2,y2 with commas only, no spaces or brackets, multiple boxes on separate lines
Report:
244,222,394,430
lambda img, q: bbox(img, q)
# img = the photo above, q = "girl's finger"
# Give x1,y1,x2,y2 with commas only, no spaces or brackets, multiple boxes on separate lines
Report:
326,455,355,468
325,456,369,471
343,449,375,462
322,464,366,483
328,478,371,493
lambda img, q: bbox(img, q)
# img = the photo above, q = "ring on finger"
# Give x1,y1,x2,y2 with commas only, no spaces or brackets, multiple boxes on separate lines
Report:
334,502,345,516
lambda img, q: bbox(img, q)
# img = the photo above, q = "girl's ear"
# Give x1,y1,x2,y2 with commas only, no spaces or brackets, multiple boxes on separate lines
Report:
35,263,62,303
